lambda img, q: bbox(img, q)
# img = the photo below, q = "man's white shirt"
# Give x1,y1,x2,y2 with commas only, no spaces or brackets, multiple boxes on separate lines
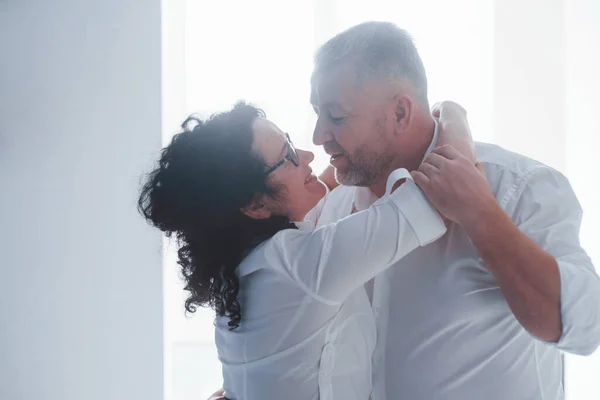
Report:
315,142,600,399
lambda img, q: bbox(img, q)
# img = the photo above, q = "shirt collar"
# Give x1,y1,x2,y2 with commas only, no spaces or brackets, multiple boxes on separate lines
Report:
353,119,439,212
424,118,440,160
293,220,315,231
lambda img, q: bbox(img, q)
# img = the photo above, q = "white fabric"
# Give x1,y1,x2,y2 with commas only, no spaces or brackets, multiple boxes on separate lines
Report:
362,120,439,303
215,170,445,400
316,142,600,400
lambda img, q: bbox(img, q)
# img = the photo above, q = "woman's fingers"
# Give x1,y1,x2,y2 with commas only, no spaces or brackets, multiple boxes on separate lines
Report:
418,162,440,178
432,145,462,160
423,151,447,169
411,170,430,188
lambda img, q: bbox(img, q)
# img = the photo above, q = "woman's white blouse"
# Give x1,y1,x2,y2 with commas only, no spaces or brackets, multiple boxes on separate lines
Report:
215,170,445,399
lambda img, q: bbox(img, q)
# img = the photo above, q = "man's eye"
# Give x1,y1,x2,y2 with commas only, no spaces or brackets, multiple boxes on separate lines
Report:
330,115,345,124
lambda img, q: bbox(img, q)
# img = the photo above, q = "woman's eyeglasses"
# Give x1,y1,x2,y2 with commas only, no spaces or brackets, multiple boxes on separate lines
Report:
264,133,300,175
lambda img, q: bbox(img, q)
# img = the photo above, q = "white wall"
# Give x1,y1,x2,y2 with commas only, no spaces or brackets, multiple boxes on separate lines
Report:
493,0,567,171
493,2,600,396
0,1,164,400
564,0,600,398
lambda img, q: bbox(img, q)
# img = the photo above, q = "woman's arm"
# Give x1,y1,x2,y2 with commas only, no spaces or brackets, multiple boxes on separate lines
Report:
267,169,446,304
207,389,226,400
432,101,476,163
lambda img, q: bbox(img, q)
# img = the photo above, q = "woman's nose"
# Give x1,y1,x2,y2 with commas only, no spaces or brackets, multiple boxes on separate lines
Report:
297,149,315,165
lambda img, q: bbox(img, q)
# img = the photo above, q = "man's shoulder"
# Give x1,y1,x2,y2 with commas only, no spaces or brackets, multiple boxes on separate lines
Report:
475,142,568,183
475,142,568,206
475,142,554,177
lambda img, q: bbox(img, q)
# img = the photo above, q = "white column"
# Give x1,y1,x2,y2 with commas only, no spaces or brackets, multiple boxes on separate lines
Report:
0,1,164,400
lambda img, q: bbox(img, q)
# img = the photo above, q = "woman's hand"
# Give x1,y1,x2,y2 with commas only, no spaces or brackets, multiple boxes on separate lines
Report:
431,101,476,163
207,388,227,400
412,145,495,229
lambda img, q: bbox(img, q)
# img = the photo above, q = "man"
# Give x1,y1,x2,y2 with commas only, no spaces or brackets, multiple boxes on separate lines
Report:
310,21,600,399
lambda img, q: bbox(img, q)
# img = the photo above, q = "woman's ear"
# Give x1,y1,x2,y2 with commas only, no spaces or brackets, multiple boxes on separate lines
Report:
240,195,272,220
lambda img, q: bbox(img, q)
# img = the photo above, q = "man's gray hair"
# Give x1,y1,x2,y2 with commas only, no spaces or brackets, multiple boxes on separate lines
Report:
313,21,428,104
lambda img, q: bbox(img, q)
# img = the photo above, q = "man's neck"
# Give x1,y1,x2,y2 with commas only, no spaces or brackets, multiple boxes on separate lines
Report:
369,117,435,198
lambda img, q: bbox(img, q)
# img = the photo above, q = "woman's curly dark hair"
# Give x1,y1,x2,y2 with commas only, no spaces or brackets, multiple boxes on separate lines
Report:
138,102,296,329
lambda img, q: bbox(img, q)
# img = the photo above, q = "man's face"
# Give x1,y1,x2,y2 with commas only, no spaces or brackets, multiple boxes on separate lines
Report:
311,65,396,187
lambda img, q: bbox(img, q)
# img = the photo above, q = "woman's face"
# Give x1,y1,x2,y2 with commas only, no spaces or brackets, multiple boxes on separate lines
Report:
252,118,326,221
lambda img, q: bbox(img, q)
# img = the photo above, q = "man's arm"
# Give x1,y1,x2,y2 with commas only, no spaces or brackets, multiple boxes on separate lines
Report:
414,146,600,354
469,166,600,352
465,189,563,342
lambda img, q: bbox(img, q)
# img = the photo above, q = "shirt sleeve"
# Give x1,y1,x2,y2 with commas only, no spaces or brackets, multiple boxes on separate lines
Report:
508,166,600,355
265,170,446,305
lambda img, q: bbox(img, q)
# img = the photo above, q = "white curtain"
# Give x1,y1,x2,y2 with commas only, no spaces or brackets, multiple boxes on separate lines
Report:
162,0,600,399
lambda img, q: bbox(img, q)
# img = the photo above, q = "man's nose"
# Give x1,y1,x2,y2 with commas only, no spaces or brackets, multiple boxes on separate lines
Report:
313,117,333,146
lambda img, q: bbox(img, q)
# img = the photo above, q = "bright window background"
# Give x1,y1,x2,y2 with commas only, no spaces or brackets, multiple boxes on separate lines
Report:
163,1,600,399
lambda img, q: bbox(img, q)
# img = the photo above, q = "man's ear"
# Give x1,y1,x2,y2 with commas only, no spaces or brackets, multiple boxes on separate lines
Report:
240,195,272,220
393,94,415,135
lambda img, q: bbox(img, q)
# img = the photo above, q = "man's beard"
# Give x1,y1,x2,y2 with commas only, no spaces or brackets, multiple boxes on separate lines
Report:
335,143,394,187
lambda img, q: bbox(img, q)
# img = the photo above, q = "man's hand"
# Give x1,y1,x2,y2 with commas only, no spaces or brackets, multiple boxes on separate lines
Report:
432,101,476,163
412,145,497,228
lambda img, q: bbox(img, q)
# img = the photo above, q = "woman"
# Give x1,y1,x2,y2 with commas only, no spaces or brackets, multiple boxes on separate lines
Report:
138,101,475,399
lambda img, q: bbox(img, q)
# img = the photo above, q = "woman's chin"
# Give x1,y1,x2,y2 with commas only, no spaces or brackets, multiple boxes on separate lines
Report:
294,183,327,222
307,176,327,195
314,180,327,199
301,179,327,213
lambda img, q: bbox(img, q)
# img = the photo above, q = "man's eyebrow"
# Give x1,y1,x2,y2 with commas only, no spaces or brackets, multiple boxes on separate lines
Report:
313,101,343,110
